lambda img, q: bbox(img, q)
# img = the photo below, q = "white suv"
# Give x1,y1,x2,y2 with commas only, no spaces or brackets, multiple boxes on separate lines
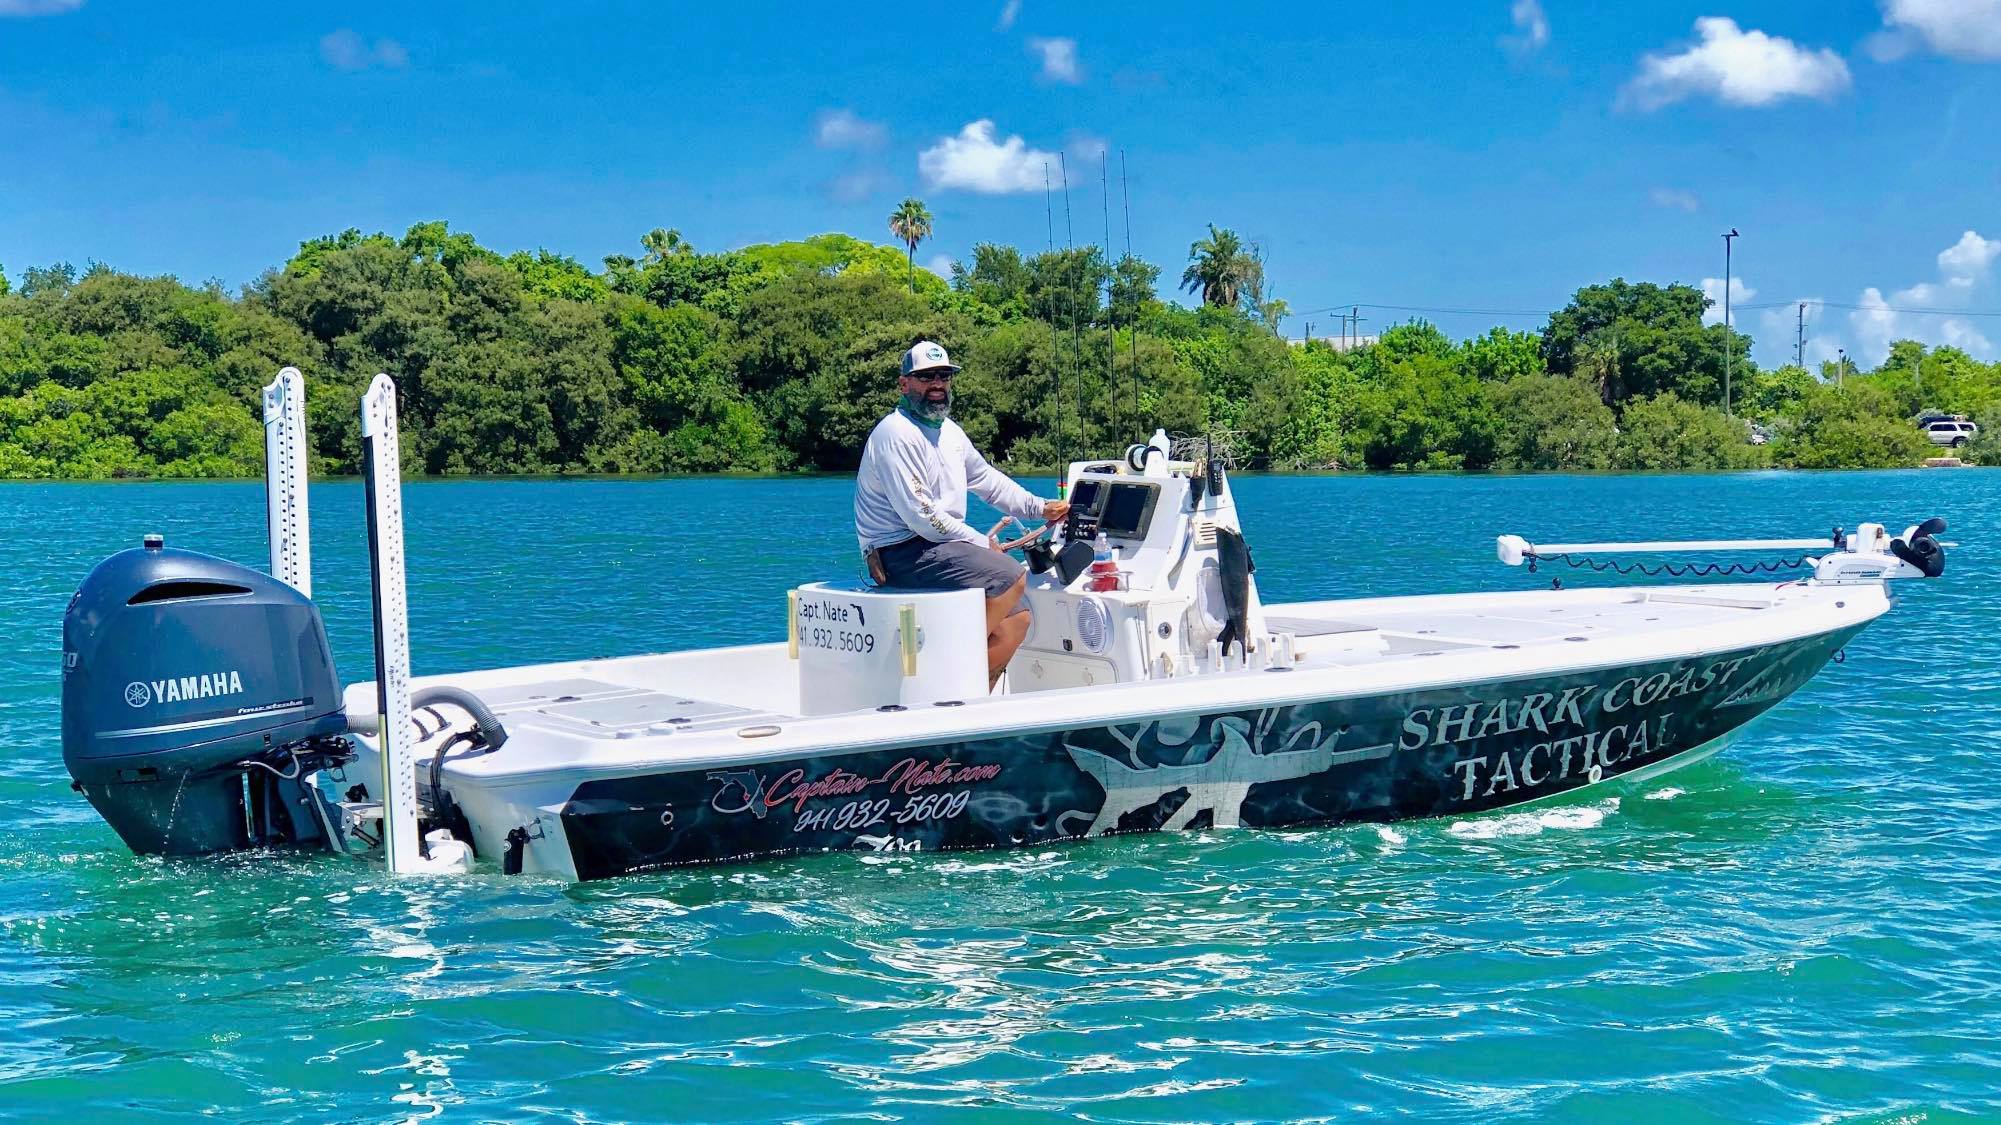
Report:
1921,416,1977,448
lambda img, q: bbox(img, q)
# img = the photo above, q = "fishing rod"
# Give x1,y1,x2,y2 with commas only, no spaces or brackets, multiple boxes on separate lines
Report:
1061,153,1084,468
1101,151,1117,442
1121,149,1140,427
1043,163,1067,493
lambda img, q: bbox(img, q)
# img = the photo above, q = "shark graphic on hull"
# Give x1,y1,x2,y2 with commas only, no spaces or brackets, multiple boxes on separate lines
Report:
1063,709,1394,836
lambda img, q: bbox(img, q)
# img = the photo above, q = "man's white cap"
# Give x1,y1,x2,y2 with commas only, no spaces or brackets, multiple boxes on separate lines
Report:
900,340,960,377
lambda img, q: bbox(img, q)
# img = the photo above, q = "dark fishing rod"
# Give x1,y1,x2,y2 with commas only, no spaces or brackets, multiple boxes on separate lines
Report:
1043,162,1067,489
1121,148,1140,427
1101,152,1117,441
1060,152,1083,466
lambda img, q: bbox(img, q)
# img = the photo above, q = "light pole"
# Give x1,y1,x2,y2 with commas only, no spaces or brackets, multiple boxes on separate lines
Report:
1836,347,1847,388
1722,228,1739,416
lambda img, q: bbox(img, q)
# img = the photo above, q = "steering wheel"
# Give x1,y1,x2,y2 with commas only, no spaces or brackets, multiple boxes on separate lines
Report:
988,517,1057,554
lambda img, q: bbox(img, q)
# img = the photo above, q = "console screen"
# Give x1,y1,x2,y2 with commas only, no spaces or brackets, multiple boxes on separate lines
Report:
1068,479,1103,514
1096,482,1157,538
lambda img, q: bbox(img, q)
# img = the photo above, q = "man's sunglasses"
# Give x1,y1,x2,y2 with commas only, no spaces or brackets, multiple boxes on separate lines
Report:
908,371,955,383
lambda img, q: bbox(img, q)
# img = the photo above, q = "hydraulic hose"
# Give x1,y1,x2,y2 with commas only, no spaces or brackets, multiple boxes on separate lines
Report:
408,686,509,752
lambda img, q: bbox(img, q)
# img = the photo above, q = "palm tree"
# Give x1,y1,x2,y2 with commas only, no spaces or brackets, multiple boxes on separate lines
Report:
641,227,691,262
1181,225,1250,307
1580,335,1621,405
888,198,933,292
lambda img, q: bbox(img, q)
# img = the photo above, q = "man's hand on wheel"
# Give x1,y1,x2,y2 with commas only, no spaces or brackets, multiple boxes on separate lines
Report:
1042,500,1071,524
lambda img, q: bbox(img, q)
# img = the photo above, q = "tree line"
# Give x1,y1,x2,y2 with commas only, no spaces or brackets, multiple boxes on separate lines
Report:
1,215,1997,480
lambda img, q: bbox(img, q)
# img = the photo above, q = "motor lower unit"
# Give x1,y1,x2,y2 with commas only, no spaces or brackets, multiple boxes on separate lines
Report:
61,535,351,856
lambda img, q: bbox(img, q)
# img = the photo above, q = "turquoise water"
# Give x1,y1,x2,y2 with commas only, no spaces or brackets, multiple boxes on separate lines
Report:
3,470,1998,1122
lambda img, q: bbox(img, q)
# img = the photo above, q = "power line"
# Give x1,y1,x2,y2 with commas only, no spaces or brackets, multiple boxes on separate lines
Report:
1296,301,1550,319
1294,297,2001,322
1741,298,2001,318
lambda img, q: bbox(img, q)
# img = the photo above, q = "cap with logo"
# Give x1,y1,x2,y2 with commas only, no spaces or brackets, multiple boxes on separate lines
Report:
899,340,961,377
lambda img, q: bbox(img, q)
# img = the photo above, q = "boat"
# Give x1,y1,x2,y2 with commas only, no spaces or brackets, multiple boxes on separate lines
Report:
58,369,1953,880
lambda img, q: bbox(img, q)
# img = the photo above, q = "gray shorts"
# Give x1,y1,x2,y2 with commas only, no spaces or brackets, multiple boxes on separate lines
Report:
874,537,1023,599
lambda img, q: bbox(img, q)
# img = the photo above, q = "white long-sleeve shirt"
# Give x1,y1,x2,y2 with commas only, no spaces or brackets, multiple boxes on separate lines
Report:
854,409,1048,551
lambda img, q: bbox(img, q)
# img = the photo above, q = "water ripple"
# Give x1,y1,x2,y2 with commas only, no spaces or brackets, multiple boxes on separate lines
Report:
3,471,1999,1120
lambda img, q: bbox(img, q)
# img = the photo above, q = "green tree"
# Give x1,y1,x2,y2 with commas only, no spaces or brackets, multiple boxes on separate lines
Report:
887,198,933,293
1180,225,1251,308
1543,279,1746,407
1613,393,1764,471
1773,383,1934,469
641,227,693,262
1460,327,1545,383
1962,411,2001,465
1109,254,1161,324
1490,374,1617,470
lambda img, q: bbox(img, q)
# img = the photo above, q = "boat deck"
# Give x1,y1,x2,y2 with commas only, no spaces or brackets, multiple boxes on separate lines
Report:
345,582,1846,757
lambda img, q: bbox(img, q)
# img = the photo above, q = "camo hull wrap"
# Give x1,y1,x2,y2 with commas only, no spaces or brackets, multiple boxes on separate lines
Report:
557,629,1859,880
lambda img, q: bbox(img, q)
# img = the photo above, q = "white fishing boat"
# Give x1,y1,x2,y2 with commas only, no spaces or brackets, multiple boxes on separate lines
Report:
60,370,1952,880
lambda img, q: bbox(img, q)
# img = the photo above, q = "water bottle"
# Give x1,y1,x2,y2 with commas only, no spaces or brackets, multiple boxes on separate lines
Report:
1089,533,1120,591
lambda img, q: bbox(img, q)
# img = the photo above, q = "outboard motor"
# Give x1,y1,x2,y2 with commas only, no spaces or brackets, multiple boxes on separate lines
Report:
61,534,351,856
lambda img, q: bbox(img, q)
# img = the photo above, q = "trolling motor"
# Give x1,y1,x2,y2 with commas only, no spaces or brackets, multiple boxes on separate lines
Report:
1889,517,1948,578
1495,517,1952,584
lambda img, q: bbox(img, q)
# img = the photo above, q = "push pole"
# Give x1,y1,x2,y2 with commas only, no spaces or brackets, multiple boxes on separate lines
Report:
260,366,312,597
1722,228,1739,416
361,374,421,875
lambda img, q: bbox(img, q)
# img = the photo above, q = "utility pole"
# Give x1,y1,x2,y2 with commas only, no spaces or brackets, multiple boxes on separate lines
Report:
1722,228,1739,415
1836,347,1847,389
1795,302,1806,369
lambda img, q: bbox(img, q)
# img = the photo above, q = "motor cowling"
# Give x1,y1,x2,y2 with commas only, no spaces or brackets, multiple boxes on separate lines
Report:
61,536,350,856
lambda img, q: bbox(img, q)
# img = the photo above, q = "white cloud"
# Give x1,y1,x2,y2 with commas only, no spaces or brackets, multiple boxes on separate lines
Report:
1878,0,2001,61
320,29,409,71
996,0,1021,30
1850,290,1992,362
1649,187,1701,212
1700,276,1756,324
924,253,956,279
1850,287,1903,363
1066,132,1108,162
1028,36,1083,83
1623,17,1850,110
814,108,886,151
1757,300,1843,367
1942,318,1994,353
824,169,889,203
1844,287,1995,364
0,0,83,15
1938,229,2001,286
1503,0,1550,52
918,120,1059,194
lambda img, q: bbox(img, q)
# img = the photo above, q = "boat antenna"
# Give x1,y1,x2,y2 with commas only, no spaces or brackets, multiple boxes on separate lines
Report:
1121,148,1141,427
1044,162,1066,489
1101,150,1117,441
1061,152,1084,460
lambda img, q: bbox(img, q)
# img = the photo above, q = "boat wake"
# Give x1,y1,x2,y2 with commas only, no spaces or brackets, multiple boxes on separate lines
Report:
1447,797,1620,839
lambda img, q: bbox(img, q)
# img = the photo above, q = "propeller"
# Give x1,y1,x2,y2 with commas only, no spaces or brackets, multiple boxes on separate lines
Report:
1890,516,1948,578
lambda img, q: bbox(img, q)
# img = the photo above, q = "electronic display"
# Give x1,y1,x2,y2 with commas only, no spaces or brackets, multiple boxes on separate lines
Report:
1096,482,1158,539
1068,479,1103,514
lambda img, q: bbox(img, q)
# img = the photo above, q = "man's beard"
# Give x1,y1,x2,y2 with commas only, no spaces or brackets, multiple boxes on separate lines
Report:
902,389,952,422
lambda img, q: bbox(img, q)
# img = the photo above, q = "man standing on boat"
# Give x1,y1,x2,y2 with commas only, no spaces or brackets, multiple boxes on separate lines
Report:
855,341,1069,687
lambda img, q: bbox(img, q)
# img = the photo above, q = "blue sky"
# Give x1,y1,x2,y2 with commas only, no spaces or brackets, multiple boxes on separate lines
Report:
2,0,1998,368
